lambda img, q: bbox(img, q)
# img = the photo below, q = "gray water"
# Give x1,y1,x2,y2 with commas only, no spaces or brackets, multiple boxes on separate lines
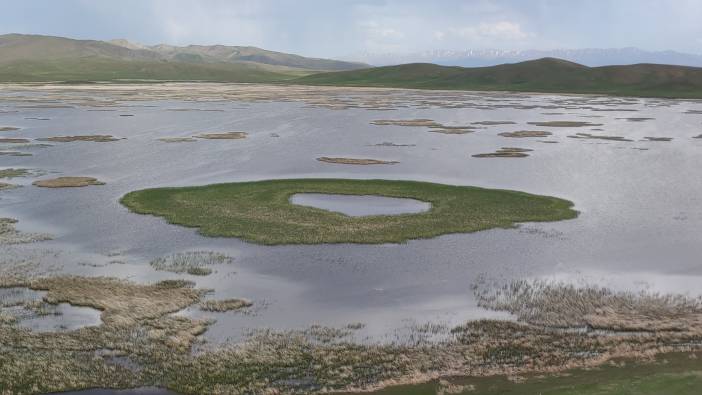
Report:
1,83,701,343
290,193,431,216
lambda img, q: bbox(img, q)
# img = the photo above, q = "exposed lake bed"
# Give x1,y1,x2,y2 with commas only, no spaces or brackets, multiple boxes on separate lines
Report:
1,83,702,394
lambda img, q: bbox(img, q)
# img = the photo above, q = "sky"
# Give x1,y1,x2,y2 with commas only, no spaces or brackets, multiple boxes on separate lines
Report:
1,0,702,58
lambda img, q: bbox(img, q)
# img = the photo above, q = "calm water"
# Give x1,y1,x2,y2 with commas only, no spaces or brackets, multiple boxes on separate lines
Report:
290,193,431,216
1,83,701,343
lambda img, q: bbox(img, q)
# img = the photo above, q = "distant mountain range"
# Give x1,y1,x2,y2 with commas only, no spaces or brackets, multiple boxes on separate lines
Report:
299,57,702,99
0,34,366,82
346,48,702,68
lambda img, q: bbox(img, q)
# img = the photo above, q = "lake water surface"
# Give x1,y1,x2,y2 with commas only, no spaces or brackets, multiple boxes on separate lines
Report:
1,83,701,343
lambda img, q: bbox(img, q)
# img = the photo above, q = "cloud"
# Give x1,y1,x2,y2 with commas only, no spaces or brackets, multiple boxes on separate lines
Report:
450,21,529,41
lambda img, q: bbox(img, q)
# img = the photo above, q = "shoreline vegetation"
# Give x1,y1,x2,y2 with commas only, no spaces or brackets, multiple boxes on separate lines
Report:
119,178,578,245
3,272,702,394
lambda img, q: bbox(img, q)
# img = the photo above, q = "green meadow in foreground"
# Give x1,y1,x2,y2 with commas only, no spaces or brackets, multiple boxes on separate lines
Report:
120,179,577,245
353,352,702,395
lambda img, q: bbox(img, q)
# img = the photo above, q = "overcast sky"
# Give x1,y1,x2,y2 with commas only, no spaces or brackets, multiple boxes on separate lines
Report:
2,0,702,57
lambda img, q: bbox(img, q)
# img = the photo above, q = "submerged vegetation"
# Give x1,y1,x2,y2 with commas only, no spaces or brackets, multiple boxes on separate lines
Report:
317,157,399,165
0,218,53,244
149,251,233,276
498,130,552,138
38,135,121,142
120,178,577,245
472,147,533,158
194,131,247,140
0,168,32,179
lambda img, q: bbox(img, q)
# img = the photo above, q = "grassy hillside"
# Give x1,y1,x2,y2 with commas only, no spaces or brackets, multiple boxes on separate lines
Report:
297,58,702,98
0,34,365,82
0,57,299,82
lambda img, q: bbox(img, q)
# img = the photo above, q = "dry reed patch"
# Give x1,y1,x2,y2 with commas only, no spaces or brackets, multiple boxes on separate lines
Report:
474,278,702,332
38,135,121,142
0,138,31,143
528,121,603,127
499,131,552,138
317,157,399,165
0,126,20,132
32,177,105,188
194,132,247,140
200,298,252,312
568,133,633,142
472,147,533,158
30,276,203,325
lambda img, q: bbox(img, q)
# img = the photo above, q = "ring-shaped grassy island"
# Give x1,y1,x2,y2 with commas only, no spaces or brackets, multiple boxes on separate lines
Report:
120,179,578,245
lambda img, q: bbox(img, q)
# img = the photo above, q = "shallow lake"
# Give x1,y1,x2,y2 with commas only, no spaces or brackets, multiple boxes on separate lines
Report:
1,83,701,343
289,193,431,216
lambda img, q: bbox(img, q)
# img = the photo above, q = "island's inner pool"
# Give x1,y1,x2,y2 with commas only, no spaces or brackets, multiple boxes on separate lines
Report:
289,193,431,217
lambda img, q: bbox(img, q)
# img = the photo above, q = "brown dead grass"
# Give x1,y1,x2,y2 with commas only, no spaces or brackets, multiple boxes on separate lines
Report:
33,177,105,188
200,298,252,312
0,127,20,132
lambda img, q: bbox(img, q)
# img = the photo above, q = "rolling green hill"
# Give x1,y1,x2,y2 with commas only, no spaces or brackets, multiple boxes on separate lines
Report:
297,58,702,98
0,34,366,82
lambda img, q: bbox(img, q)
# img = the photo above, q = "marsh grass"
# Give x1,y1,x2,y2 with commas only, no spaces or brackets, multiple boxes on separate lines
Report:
149,251,233,276
120,179,578,245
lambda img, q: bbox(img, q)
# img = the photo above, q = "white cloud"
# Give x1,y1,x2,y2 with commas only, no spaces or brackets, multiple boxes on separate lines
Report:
450,21,529,41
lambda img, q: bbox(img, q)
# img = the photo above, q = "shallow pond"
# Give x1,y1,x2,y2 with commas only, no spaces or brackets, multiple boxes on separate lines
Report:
1,83,701,344
0,287,102,332
290,193,431,216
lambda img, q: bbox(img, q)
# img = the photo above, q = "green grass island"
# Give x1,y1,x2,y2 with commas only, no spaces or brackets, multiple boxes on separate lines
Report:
120,178,578,245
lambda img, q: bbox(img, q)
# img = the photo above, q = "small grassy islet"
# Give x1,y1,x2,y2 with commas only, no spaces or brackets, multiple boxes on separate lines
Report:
120,178,578,245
